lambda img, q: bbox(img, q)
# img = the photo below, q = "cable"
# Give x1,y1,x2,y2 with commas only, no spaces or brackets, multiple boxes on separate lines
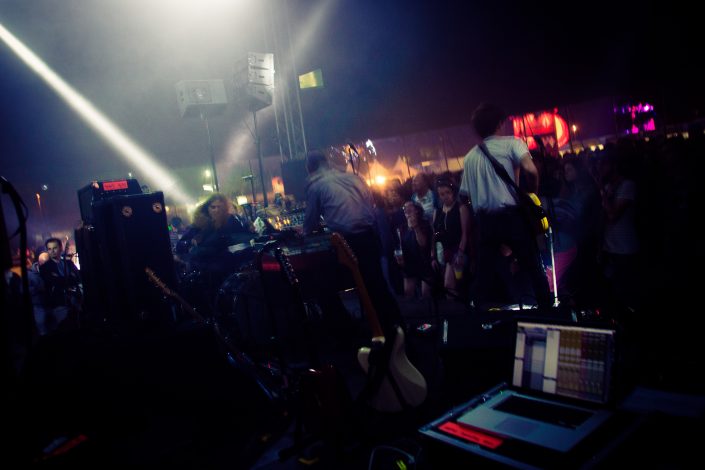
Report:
368,444,418,470
6,186,28,241
1,176,35,357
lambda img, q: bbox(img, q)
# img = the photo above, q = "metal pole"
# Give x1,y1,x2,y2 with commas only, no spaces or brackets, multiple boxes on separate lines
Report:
35,193,43,220
35,192,45,236
247,161,257,205
201,111,219,192
285,0,308,155
261,3,286,162
267,0,294,159
565,106,575,154
548,227,559,307
254,110,268,207
441,134,449,171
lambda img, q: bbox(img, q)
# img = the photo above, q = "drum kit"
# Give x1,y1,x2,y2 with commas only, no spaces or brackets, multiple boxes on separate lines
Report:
176,230,343,366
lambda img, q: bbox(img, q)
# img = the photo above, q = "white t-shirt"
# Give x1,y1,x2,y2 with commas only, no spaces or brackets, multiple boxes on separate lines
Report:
411,189,436,222
459,136,529,212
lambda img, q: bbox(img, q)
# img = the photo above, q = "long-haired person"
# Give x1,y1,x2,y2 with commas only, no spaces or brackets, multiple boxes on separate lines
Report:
176,194,254,306
431,178,471,299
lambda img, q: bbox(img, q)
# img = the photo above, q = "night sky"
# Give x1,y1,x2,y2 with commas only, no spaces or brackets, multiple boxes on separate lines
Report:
0,0,700,236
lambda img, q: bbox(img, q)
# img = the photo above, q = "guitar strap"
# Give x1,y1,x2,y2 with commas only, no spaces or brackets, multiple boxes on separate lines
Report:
477,142,524,204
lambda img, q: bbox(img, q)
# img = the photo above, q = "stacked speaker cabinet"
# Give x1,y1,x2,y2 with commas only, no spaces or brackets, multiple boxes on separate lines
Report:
77,191,176,328
232,52,274,112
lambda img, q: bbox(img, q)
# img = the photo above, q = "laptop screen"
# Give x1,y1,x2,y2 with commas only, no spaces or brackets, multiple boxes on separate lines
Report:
512,321,616,404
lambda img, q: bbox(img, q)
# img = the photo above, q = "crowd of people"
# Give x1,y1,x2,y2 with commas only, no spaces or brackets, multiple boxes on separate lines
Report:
4,237,82,339
6,103,704,347
301,103,705,337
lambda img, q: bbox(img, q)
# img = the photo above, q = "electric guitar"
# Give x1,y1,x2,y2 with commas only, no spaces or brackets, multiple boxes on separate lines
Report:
330,232,427,412
527,192,550,234
145,267,205,323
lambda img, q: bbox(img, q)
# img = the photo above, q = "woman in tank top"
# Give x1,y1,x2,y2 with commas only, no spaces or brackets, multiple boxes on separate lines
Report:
431,179,471,298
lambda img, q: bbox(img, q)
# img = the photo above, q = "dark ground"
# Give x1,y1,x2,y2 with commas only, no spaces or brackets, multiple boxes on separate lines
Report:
4,287,705,469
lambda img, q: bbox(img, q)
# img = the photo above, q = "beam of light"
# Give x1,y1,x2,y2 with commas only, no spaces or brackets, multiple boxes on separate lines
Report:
0,22,193,206
221,119,259,176
286,0,333,61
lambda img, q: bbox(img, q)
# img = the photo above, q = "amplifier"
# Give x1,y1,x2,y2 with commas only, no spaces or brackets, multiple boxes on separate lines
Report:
77,179,142,224
77,191,176,327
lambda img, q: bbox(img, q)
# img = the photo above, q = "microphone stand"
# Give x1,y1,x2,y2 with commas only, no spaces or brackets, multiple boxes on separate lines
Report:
253,110,268,208
242,174,256,221
532,139,560,307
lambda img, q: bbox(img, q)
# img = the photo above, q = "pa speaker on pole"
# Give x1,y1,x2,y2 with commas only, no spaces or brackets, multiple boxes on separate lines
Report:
175,79,228,118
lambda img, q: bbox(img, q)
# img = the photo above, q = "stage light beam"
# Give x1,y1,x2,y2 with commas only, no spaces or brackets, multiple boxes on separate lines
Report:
0,22,193,206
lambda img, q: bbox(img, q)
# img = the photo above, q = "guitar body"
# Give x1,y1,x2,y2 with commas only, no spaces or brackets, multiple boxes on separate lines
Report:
527,192,550,233
330,233,428,412
357,326,427,412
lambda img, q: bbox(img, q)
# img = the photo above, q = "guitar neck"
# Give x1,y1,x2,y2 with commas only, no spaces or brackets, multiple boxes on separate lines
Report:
350,269,385,339
171,291,205,324
145,267,205,324
330,234,385,339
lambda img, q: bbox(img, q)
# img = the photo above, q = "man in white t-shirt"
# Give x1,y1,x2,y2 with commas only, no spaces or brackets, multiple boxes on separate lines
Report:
459,103,552,310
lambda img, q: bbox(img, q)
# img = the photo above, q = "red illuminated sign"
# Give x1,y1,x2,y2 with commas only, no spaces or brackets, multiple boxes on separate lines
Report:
102,180,129,191
512,110,570,152
438,421,504,449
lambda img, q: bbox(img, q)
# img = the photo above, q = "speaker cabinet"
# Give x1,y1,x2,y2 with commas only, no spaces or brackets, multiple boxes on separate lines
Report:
79,192,176,327
175,79,228,118
232,52,274,112
77,179,142,225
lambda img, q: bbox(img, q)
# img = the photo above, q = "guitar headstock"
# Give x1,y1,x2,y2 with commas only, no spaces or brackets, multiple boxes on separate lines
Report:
330,232,358,271
145,267,174,297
